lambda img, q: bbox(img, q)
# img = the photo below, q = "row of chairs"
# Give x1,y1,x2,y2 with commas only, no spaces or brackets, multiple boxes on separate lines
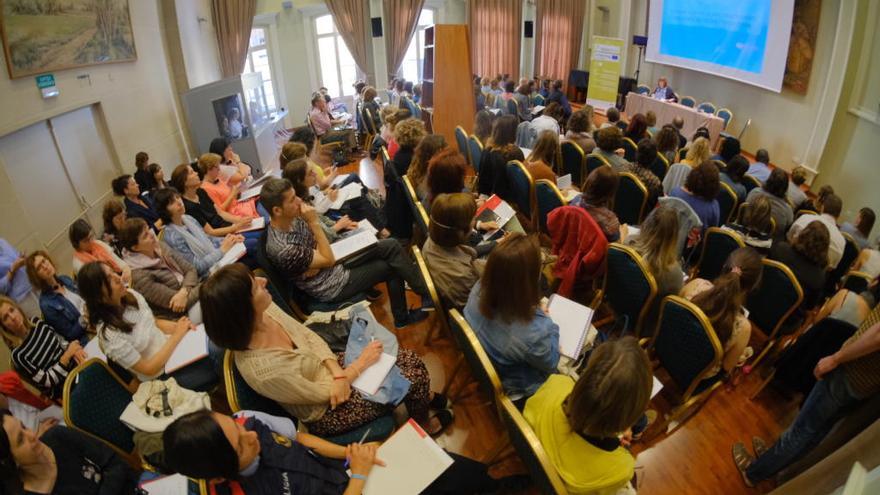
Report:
634,86,732,130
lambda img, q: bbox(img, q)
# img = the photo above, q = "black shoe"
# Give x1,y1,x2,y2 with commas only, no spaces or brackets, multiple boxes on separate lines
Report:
429,392,450,410
394,309,430,329
365,288,383,301
427,408,455,437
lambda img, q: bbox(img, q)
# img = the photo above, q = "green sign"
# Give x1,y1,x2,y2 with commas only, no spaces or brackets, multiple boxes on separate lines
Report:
586,36,624,111
35,74,55,89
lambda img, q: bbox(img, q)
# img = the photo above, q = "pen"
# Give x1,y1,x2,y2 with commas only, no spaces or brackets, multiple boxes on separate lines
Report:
344,427,373,468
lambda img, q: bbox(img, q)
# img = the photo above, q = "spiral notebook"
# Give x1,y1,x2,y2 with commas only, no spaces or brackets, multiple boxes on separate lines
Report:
547,294,595,359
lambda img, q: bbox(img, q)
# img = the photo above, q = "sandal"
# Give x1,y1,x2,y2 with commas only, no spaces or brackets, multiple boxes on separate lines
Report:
427,408,455,437
752,436,768,458
731,442,756,488
429,392,451,410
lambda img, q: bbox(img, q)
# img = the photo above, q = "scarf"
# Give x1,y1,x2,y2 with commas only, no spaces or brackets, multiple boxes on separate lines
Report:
74,241,121,273
168,216,216,260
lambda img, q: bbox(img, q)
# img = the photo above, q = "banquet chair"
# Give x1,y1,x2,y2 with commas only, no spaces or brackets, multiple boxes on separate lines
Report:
717,182,739,223
455,126,469,165
651,152,670,181
636,85,651,95
745,259,804,368
468,135,484,175
560,141,586,185
621,137,638,162
535,179,567,234
613,172,649,225
697,102,716,114
498,395,569,495
692,227,745,281
716,108,733,130
679,96,696,108
742,174,762,194
597,243,658,339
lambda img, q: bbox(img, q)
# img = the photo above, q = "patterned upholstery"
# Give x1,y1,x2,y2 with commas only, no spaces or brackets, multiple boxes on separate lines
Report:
716,182,739,224
742,175,762,194
449,309,502,401
560,141,586,186
621,137,638,162
401,97,421,118
454,126,469,165
613,173,648,225
652,297,721,400
651,152,669,181
603,244,657,337
695,228,744,280
746,260,803,337
535,180,566,234
506,161,535,221
498,396,568,495
468,135,484,174
533,94,545,106
64,359,135,455
679,96,696,108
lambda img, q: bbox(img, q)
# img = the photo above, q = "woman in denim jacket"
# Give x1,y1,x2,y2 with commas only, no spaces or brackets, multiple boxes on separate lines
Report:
25,251,87,344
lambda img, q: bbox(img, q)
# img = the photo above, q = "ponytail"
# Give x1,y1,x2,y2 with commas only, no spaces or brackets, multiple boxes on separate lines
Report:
691,272,743,342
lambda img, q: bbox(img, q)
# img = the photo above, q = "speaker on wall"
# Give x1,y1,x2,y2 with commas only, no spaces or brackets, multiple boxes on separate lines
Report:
524,21,533,38
371,17,383,37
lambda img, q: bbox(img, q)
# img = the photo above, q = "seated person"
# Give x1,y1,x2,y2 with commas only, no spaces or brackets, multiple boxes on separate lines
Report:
853,240,880,279
0,370,64,432
408,135,448,199
476,115,525,202
154,188,248,279
111,174,160,229
746,168,794,238
464,234,559,407
624,113,649,142
841,207,875,250
720,154,750,202
627,206,685,326
308,92,356,150
119,218,201,320
261,179,432,329
0,297,84,400
652,76,678,101
425,148,468,208
200,264,452,436
525,337,652,495
280,140,338,190
669,161,721,232
813,284,877,329
723,194,774,254
208,137,252,184
546,79,572,119
69,218,131,283
170,163,255,238
145,163,170,200
682,248,762,373
78,262,216,390
589,126,629,172
199,153,264,222
164,409,513,495
787,192,846,269
473,109,496,146
747,148,772,183
571,166,625,242
770,221,831,311
564,109,596,154
646,110,659,135
513,84,532,122
391,118,427,177
361,86,383,132
524,131,560,183
0,409,138,495
529,102,563,137
787,166,809,209
25,251,87,344
133,150,153,193
623,138,663,208
101,198,127,257
712,136,741,163
655,125,680,165
662,136,710,194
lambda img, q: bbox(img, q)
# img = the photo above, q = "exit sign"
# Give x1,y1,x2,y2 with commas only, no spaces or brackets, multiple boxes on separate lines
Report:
35,74,55,88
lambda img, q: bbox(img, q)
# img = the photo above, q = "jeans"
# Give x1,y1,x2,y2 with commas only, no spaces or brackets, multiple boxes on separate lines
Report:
746,368,859,482
331,239,428,323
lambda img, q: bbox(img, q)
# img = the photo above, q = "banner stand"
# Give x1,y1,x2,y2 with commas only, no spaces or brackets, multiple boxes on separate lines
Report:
586,36,625,112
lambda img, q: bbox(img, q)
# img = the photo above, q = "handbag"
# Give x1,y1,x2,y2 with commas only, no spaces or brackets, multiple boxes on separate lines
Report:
303,301,371,353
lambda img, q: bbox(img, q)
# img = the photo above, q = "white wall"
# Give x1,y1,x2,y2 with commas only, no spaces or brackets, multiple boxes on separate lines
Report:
174,0,223,88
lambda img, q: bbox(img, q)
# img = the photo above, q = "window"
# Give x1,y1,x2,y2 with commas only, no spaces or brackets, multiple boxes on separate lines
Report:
400,9,435,83
243,27,278,113
315,14,358,97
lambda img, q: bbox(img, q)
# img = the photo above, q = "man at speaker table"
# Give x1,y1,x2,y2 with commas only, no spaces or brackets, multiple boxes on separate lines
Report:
652,77,678,103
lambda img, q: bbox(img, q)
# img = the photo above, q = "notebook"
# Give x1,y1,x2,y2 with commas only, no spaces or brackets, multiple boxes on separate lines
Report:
547,294,595,359
238,170,281,202
556,174,572,190
140,473,189,494
474,195,517,240
362,419,454,495
330,230,378,261
209,242,247,274
237,216,265,233
165,325,209,374
328,182,363,210
351,352,396,396
343,219,378,237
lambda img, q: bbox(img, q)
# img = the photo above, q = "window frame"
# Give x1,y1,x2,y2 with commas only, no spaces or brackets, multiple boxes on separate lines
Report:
243,25,279,114
312,13,362,97
400,8,437,82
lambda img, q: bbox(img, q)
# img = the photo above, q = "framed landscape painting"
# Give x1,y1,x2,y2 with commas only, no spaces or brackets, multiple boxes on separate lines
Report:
1,0,137,79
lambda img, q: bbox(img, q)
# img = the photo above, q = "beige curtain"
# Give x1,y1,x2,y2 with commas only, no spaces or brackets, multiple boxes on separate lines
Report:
535,0,585,86
211,0,257,78
383,0,426,79
469,0,523,78
326,0,371,80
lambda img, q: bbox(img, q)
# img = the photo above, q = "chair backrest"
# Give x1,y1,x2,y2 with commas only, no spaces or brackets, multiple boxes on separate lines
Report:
742,174,762,194
636,84,651,95
716,181,739,224
381,145,391,166
402,97,421,118
535,180,566,234
560,141,586,186
716,108,733,129
412,245,450,335
651,296,722,402
361,106,376,135
223,350,292,418
507,98,518,117
448,309,503,401
841,271,872,294
454,126,469,164
745,259,804,339
601,243,658,337
254,268,296,317
63,358,137,462
613,172,649,225
679,96,696,108
506,160,536,222
621,137,638,162
468,135,484,175
498,395,569,495
584,155,610,183
697,101,716,114
533,94,545,106
402,175,429,235
694,227,745,280
651,152,670,181
256,230,309,321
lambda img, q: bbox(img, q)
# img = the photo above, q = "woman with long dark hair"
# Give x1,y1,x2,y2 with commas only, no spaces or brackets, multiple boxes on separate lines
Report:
476,115,525,201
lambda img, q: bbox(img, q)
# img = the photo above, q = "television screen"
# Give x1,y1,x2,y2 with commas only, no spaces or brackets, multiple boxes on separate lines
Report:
212,94,249,141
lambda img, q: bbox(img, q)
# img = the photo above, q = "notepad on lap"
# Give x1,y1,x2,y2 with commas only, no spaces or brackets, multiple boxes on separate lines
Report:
547,294,595,359
165,325,209,374
210,242,247,274
362,419,454,495
330,230,378,261
328,182,363,210
351,352,396,396
556,174,572,190
140,473,189,494
237,217,265,233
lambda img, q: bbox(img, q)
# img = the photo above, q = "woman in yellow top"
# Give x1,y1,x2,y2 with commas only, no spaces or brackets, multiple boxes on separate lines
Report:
524,337,652,495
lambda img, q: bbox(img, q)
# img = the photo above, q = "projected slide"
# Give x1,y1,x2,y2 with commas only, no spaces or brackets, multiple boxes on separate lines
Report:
646,0,795,92
660,0,770,73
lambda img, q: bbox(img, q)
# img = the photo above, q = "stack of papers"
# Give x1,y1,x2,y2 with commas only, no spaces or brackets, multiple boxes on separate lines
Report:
165,325,209,373
237,170,280,202
362,420,454,495
330,230,378,261
547,294,596,359
140,474,189,494
209,242,247,274
475,195,517,240
351,352,396,396
237,217,265,233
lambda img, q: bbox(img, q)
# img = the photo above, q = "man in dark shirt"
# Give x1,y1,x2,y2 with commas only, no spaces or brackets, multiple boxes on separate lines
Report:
672,117,687,149
546,79,572,119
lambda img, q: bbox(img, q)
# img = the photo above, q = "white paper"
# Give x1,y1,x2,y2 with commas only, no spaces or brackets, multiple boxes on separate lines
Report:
330,230,377,261
84,337,106,362
237,216,265,233
651,376,663,399
140,473,189,494
210,242,247,274
331,173,351,187
346,219,378,237
627,225,641,237
237,186,262,202
165,325,209,373
488,108,501,115
564,189,579,202
548,294,595,359
351,352,396,396
520,147,532,157
531,105,546,115
556,174,572,190
328,182,363,210
363,419,454,495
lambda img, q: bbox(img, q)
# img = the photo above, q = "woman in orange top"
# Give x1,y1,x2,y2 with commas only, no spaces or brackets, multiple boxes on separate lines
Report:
198,153,262,220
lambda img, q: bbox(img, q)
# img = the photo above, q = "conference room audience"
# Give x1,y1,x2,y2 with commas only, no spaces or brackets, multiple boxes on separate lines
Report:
746,168,794,237
669,161,721,231
787,193,845,269
546,80,572,119
465,234,559,408
682,247,761,373
145,163,169,198
473,110,495,144
655,124,680,165
101,198,127,257
24,251,87,344
170,163,254,238
723,194,774,253
525,131,560,183
747,148,772,183
590,126,629,172
624,113,649,142
627,206,685,326
0,297,83,400
525,337,652,494
409,134,447,199
477,115,525,202
841,207,875,250
199,152,263,221
391,118,427,177
0,239,39,320
530,102,562,136
133,151,153,193
663,137,711,194
118,218,201,320
69,218,131,282
112,174,160,229
564,109,596,153
78,262,215,390
624,138,663,207
572,167,623,242
719,154,750,202
787,166,809,208
425,148,468,207
772,221,831,310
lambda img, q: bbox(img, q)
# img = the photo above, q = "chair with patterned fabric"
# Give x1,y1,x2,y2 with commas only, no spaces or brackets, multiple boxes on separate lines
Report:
679,96,696,108
613,172,649,225
716,182,739,224
63,358,138,466
742,174,762,195
506,160,536,225
841,271,872,294
697,102,716,114
621,137,638,162
535,180,566,234
692,227,745,280
468,135,484,175
651,152,670,181
585,154,610,182
597,243,658,339
647,296,723,439
454,126,469,165
745,259,804,367
498,395,569,495
715,108,733,130
560,141,586,185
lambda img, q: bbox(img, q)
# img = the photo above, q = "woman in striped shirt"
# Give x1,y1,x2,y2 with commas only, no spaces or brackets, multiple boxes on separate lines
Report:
0,296,85,399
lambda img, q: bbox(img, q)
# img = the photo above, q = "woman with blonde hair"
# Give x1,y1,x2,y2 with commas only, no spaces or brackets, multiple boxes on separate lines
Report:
663,136,710,194
199,153,265,221
391,118,426,176
525,131,560,183
628,206,684,311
